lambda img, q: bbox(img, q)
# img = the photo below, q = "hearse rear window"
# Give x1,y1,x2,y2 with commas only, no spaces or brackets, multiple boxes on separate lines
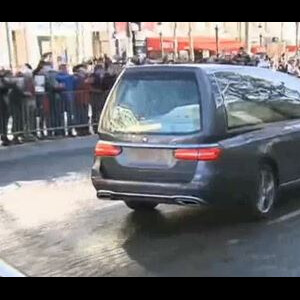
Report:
100,71,201,135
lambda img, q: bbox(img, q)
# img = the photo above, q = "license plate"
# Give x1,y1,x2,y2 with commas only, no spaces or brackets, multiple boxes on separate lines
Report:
122,148,173,168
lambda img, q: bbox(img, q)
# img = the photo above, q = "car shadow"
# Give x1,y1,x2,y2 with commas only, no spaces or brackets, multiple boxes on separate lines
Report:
119,206,264,276
120,189,300,276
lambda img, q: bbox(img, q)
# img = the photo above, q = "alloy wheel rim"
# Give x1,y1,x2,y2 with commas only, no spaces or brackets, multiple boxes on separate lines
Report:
257,169,275,214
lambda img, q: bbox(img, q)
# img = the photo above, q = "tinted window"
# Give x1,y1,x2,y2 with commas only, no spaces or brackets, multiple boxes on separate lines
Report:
212,69,300,129
100,71,201,135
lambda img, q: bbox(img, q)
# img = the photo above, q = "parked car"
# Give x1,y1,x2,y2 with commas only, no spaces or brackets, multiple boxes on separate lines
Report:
92,64,300,218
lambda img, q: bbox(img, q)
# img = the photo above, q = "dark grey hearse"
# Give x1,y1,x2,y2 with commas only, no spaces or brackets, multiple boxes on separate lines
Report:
92,64,300,218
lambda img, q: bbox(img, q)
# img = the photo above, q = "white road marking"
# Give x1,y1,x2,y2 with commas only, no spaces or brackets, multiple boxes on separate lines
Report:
0,259,26,277
268,209,300,225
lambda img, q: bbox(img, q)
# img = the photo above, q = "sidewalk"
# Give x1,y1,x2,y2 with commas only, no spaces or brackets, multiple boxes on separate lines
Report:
0,135,98,163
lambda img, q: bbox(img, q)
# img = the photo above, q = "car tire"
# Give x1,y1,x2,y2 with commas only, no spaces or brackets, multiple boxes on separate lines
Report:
249,164,277,219
124,200,158,211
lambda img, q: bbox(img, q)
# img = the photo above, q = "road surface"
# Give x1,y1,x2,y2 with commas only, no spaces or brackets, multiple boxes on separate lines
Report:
1,136,300,276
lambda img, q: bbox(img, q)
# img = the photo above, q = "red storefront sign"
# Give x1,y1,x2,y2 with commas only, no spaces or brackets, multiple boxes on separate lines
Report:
147,37,244,53
251,45,266,54
286,45,300,52
147,37,174,52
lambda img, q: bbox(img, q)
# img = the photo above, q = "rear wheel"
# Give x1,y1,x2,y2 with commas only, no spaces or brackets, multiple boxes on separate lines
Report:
124,200,158,211
249,164,277,219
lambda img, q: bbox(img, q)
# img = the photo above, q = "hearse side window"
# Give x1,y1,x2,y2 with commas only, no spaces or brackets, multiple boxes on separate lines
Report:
213,70,300,129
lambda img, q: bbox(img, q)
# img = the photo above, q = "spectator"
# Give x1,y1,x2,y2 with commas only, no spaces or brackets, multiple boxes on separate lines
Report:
278,58,288,73
9,72,26,144
56,64,77,137
0,70,12,146
33,52,52,76
43,62,65,137
287,59,299,76
0,55,123,146
34,62,50,139
257,54,271,68
121,51,127,64
90,64,105,132
22,64,36,141
270,58,278,71
73,65,90,136
281,53,287,65
104,54,112,71
233,47,251,65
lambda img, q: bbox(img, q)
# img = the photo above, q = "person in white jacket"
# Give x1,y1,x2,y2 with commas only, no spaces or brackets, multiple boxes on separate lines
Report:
257,54,270,68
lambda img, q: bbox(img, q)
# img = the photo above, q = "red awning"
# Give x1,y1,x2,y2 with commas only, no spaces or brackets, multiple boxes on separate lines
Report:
286,45,300,52
219,40,245,52
147,37,244,53
251,45,266,54
147,37,174,52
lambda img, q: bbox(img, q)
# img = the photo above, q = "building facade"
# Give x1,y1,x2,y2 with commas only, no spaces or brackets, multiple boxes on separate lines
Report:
0,22,299,70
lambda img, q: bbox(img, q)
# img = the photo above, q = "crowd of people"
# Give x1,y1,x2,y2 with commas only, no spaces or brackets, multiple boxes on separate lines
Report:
2,47,300,147
198,47,300,76
0,53,119,146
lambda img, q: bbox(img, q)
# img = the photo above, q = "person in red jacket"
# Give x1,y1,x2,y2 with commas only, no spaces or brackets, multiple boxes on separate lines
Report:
73,65,91,136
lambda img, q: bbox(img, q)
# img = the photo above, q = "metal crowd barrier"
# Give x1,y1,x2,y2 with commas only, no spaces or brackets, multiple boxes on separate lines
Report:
0,89,108,139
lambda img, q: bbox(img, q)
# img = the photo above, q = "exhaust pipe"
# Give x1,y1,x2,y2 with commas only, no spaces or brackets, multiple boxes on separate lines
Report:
96,190,207,206
175,198,203,206
97,191,112,199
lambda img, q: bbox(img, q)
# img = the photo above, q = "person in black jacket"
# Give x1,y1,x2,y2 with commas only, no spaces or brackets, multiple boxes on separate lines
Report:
9,72,26,144
233,47,251,65
0,70,11,146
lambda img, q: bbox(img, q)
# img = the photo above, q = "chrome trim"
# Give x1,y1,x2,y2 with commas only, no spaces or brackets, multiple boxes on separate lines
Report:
280,178,300,188
97,141,220,149
97,190,207,205
175,199,204,206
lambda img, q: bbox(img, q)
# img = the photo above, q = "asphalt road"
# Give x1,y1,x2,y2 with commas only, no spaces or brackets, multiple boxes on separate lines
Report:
2,136,300,276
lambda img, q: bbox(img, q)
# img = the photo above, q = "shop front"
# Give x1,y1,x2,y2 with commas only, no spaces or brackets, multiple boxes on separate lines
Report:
146,36,244,59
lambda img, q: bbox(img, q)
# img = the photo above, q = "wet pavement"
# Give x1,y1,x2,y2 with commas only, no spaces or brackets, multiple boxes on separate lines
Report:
2,137,300,276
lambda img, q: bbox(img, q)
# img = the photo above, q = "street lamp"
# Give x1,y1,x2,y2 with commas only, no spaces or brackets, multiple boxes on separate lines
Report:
214,22,222,58
258,23,263,47
157,22,164,59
